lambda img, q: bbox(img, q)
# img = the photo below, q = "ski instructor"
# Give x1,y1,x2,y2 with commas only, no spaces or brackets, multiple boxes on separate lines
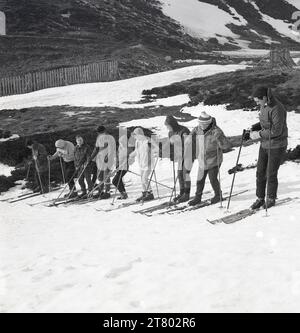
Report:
246,86,288,210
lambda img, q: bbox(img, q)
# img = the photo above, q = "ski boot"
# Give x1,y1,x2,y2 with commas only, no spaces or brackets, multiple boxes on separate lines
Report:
65,191,78,199
173,191,185,203
250,198,265,210
188,196,202,206
78,191,88,199
176,193,190,204
117,192,128,200
143,191,154,202
100,192,111,200
210,195,222,205
263,198,276,209
136,192,146,203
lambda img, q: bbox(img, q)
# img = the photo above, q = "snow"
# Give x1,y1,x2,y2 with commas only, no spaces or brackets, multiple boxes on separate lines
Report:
0,65,246,111
1,64,300,313
0,134,19,143
286,0,300,10
160,0,247,45
0,163,14,177
251,2,300,42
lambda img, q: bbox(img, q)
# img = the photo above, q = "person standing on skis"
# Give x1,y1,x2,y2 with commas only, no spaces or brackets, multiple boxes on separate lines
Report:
130,127,159,202
27,139,49,193
164,115,191,203
74,135,93,199
90,126,115,200
186,111,232,206
48,139,77,198
245,86,288,210
112,135,135,200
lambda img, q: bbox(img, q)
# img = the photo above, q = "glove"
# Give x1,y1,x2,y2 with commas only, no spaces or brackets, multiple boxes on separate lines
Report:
243,130,251,141
47,155,52,161
250,131,261,141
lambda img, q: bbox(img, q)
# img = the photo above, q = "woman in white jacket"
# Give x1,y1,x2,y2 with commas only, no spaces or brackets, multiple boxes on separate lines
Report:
131,128,159,202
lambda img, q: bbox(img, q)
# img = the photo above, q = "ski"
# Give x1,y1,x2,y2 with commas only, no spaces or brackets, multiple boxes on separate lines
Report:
207,197,296,225
133,201,177,215
96,195,170,212
0,191,36,202
153,190,248,217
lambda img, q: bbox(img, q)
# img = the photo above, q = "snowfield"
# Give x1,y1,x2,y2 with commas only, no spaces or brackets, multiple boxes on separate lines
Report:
0,65,246,111
1,64,300,313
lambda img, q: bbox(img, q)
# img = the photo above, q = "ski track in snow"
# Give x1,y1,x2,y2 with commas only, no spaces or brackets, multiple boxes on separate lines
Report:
1,64,300,313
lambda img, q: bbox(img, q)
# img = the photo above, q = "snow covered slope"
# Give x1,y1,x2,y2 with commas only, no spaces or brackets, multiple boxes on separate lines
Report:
0,64,246,111
160,0,300,48
1,64,300,313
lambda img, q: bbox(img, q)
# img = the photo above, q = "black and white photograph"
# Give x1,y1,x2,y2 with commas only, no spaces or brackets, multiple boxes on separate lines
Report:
0,0,300,315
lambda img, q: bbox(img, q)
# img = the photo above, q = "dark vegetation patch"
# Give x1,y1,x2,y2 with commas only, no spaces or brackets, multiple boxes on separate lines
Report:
143,69,300,111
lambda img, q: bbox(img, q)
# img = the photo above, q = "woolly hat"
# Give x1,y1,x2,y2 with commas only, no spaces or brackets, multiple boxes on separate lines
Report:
55,139,65,149
198,111,212,127
252,86,269,99
133,127,145,136
97,125,106,134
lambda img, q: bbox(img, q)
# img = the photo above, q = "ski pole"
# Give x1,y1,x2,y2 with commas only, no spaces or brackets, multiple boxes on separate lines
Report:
227,130,245,211
25,162,32,181
169,173,179,206
55,168,78,203
172,160,177,198
153,170,160,199
60,157,66,184
142,157,159,205
48,158,51,193
128,170,173,190
265,124,272,217
217,147,223,209
34,160,44,195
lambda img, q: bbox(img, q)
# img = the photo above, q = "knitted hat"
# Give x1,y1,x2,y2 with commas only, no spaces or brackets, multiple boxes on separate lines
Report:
198,111,212,127
252,86,268,99
133,127,145,136
55,139,65,149
97,125,106,134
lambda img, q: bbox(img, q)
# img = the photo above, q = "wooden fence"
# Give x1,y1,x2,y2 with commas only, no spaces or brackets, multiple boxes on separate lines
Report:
0,60,119,97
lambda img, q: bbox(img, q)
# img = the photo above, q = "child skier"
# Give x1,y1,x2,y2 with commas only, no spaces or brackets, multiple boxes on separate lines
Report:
112,135,135,200
26,139,49,193
74,135,93,198
245,86,288,210
48,139,77,198
164,115,191,203
130,127,159,202
186,111,232,206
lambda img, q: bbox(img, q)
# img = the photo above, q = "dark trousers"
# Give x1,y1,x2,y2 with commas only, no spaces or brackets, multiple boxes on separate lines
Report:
78,168,93,193
98,169,111,193
112,170,128,194
256,146,286,200
196,165,221,198
64,161,76,191
178,168,191,195
91,161,98,186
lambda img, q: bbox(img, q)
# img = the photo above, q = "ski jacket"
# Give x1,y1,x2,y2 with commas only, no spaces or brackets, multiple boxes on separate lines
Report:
74,144,92,170
94,133,115,171
252,99,288,149
52,141,75,163
131,137,158,171
185,118,232,171
168,124,190,162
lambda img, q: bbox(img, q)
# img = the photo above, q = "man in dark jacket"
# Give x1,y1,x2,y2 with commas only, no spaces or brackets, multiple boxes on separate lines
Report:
165,115,191,203
247,86,288,210
27,139,49,193
74,135,93,198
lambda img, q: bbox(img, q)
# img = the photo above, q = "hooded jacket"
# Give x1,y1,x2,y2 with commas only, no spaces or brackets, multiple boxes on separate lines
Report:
74,143,92,170
52,140,75,163
252,98,288,149
185,118,232,171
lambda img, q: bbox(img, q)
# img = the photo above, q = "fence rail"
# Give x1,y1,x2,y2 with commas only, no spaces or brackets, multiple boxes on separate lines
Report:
0,60,119,97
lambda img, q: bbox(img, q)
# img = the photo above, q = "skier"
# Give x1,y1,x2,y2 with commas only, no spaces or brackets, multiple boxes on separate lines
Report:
26,139,49,193
90,126,115,200
130,127,159,202
186,111,232,206
245,86,288,209
112,135,135,200
48,139,77,198
164,115,191,203
74,135,93,198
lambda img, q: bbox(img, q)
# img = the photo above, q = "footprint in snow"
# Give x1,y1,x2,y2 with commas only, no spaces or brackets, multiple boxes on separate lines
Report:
105,258,142,279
